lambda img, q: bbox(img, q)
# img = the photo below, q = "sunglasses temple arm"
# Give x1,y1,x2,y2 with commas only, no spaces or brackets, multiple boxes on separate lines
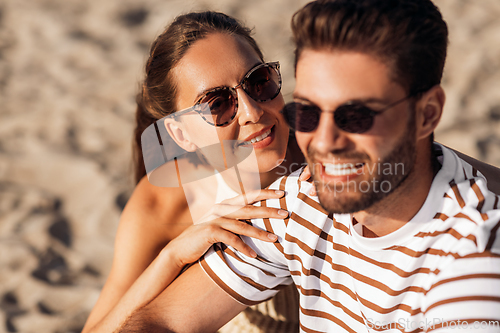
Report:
233,164,249,206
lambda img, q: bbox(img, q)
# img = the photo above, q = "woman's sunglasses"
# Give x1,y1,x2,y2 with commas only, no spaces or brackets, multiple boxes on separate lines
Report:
172,62,282,126
281,94,416,134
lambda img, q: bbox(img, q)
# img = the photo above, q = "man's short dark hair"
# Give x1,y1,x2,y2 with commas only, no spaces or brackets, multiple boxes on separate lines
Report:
292,0,449,95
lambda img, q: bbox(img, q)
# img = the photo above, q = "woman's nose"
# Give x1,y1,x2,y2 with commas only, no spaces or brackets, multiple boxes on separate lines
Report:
236,88,264,125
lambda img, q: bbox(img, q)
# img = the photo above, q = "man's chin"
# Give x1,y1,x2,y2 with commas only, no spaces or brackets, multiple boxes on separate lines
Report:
316,190,373,215
314,178,395,214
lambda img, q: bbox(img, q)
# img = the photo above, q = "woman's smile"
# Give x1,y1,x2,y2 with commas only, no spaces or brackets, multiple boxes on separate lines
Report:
238,125,274,148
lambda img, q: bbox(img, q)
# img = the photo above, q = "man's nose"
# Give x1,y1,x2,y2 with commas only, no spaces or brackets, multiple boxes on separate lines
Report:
236,88,264,125
309,111,350,155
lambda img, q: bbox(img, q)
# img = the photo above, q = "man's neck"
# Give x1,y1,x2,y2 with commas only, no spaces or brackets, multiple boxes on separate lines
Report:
352,144,438,238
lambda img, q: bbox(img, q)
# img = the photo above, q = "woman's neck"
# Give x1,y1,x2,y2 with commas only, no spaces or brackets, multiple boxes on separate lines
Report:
260,134,306,188
220,133,306,191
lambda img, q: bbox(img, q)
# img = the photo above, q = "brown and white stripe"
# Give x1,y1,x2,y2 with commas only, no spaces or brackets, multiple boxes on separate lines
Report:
200,144,500,332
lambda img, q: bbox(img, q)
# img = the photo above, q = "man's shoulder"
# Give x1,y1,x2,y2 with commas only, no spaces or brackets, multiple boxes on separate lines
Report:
435,145,500,253
437,144,498,212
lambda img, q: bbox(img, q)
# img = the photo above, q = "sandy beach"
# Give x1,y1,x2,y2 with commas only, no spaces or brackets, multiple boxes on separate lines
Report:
0,0,499,332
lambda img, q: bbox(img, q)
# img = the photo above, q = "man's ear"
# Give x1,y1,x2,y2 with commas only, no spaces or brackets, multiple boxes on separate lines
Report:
415,85,445,140
164,118,198,152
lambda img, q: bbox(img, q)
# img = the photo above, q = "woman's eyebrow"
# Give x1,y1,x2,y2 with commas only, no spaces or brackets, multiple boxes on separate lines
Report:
242,62,263,80
193,87,221,103
193,61,264,103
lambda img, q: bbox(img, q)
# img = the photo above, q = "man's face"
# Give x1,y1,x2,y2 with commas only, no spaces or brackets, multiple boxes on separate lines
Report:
294,50,417,214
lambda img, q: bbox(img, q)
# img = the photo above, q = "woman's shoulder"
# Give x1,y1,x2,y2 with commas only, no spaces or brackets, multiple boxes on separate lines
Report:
132,176,188,208
122,176,192,229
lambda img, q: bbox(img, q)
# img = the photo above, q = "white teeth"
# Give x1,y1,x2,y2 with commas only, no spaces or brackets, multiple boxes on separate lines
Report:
324,163,364,176
241,129,272,145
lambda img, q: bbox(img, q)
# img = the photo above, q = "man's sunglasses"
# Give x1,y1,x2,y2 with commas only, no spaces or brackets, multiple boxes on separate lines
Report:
281,94,416,134
172,62,282,127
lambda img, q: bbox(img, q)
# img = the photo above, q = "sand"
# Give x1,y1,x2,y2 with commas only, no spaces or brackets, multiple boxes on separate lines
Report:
0,0,499,332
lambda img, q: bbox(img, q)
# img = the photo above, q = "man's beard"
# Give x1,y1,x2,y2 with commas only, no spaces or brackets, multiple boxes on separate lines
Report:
309,121,417,215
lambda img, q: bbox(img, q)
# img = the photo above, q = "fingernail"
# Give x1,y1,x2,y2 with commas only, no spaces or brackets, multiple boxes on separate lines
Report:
278,209,289,217
250,250,257,258
268,233,278,241
275,190,284,196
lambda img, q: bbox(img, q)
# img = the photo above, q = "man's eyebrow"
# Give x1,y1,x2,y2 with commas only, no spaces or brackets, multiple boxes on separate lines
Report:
348,97,390,105
292,94,392,106
292,93,312,103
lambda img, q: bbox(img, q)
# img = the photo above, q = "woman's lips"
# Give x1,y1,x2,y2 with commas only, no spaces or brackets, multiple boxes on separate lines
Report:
238,126,275,149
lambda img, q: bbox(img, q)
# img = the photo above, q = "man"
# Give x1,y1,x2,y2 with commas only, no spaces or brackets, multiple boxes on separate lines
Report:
121,0,500,331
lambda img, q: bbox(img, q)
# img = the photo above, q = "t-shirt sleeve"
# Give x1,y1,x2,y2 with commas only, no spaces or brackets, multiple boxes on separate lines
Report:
199,171,304,306
423,212,500,332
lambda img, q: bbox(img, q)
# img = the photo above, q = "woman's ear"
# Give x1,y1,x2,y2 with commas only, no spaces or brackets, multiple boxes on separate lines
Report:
164,118,198,152
415,85,445,140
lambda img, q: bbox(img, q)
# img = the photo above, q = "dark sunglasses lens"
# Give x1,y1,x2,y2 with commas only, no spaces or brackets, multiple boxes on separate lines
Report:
243,65,280,102
283,103,321,132
284,103,375,133
199,89,236,126
334,104,374,133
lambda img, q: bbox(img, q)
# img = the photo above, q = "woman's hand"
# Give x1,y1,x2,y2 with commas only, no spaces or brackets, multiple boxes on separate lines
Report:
87,189,286,333
168,189,288,268
85,189,288,333
299,165,317,196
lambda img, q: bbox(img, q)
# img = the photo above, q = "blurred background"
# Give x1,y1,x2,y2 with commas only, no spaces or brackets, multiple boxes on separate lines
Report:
0,0,499,332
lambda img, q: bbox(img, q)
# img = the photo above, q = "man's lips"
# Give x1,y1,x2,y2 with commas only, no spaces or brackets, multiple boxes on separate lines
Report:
323,162,365,176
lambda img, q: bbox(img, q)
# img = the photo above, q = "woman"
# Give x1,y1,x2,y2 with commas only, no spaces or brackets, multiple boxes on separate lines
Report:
82,11,303,333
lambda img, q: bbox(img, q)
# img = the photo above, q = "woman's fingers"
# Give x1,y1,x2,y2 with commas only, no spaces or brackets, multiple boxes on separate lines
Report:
217,218,278,242
220,188,285,206
171,219,277,265
213,204,289,220
309,187,317,196
298,166,317,196
202,189,288,221
299,165,312,181
209,229,258,258
210,219,277,258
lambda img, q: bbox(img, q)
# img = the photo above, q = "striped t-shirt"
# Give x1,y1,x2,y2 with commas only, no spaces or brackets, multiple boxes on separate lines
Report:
200,144,500,332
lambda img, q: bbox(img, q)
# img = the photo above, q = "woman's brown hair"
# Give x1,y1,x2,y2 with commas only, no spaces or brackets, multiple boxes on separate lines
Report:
133,11,264,183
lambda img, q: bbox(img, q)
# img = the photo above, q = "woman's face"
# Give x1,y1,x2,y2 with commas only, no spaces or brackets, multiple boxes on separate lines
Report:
172,33,289,176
